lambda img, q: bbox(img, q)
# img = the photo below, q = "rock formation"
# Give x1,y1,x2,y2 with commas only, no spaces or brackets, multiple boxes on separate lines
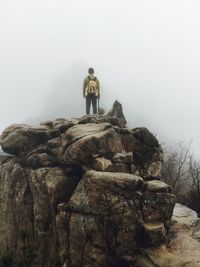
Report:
135,204,200,267
0,102,182,266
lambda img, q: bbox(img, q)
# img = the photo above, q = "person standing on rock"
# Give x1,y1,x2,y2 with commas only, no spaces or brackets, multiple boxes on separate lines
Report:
83,68,100,115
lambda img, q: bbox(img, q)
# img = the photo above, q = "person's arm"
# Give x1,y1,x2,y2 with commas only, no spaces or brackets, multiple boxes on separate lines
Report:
83,77,88,97
96,78,100,98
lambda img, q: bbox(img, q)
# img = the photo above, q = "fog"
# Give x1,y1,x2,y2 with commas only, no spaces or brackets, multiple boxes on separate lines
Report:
0,0,200,155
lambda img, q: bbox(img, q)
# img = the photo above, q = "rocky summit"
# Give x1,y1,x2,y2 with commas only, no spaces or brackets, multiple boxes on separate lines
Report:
0,102,197,267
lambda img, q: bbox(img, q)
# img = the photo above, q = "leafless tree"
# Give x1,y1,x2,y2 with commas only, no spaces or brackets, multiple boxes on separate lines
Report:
187,156,200,216
162,140,200,216
162,140,192,196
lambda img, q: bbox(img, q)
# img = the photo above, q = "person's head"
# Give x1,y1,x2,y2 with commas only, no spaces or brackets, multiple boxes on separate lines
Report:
88,67,94,74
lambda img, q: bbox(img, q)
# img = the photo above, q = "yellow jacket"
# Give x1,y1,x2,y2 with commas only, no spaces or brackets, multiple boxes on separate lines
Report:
83,75,100,97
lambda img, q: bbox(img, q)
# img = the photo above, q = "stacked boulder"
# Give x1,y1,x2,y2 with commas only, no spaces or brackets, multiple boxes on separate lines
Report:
0,103,175,267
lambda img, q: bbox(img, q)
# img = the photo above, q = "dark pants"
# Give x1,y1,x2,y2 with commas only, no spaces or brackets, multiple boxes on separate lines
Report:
86,95,97,115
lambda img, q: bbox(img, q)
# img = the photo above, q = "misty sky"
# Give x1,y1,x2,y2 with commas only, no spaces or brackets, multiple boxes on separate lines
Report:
0,0,200,155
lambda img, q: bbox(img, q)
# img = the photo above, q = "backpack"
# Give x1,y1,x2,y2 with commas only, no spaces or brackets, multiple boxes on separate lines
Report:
87,76,98,95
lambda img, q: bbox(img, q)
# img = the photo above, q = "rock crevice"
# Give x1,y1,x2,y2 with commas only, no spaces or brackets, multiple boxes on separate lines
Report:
0,106,176,267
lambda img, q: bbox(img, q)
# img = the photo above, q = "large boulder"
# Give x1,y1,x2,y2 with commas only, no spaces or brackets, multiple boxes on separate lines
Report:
131,127,163,178
0,114,163,180
57,171,175,267
0,104,176,267
0,156,83,266
135,203,200,267
107,100,127,125
172,203,199,226
63,123,123,164
0,124,60,155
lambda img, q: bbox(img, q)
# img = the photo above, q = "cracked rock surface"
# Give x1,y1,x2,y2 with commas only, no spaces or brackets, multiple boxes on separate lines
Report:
0,106,177,267
135,204,200,267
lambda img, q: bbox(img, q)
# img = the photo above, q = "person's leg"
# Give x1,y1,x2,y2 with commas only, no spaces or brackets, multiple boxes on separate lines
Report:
92,95,97,114
86,95,92,115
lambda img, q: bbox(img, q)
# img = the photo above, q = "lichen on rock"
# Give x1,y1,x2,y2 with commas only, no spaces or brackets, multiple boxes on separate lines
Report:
0,102,177,267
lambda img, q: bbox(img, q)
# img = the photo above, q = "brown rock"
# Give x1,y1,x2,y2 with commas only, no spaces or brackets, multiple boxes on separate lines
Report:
143,192,176,223
0,108,178,267
135,205,200,266
67,171,144,266
112,152,133,163
145,180,172,193
107,100,127,122
143,222,166,247
63,125,123,164
0,124,60,155
92,157,113,171
78,114,126,128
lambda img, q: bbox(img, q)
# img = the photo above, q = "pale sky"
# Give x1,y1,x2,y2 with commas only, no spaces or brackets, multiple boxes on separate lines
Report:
0,0,200,155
